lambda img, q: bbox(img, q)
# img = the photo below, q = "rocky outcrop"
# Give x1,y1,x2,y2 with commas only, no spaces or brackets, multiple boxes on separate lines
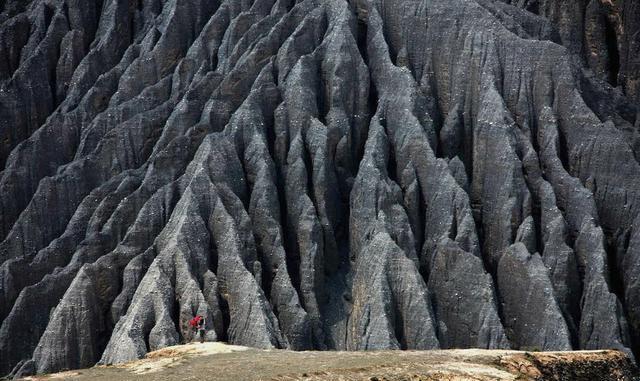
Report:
501,0,640,103
0,0,639,377
13,345,640,381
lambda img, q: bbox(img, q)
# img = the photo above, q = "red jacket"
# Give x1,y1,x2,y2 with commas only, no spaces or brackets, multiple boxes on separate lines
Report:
189,315,203,328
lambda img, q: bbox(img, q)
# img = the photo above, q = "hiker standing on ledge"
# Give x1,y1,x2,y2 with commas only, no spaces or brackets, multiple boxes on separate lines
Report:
189,315,206,343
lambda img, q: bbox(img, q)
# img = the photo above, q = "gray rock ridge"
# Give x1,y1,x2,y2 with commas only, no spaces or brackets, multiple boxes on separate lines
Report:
0,0,639,376
500,0,640,104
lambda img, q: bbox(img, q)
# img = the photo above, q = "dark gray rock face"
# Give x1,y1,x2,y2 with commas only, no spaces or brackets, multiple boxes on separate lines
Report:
0,0,639,376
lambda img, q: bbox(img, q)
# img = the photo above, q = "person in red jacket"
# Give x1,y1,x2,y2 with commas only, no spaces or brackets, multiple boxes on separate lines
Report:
189,315,206,343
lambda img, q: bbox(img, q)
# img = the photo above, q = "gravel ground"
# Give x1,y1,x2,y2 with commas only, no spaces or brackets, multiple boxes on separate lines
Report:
20,343,639,381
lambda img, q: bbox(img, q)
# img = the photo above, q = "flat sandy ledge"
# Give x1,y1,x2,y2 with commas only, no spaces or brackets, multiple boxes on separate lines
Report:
20,343,639,381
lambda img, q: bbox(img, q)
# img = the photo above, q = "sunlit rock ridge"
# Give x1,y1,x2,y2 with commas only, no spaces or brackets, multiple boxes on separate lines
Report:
0,0,639,377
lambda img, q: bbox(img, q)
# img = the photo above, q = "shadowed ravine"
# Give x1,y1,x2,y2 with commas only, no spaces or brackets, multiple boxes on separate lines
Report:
0,0,639,378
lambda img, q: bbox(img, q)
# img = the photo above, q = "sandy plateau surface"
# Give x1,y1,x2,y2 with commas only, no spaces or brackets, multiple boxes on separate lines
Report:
20,344,639,381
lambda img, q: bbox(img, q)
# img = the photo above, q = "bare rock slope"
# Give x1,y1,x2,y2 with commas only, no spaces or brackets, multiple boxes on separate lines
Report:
0,0,639,377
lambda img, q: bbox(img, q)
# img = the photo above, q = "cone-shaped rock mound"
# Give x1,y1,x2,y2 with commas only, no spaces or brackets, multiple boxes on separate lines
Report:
1,0,639,377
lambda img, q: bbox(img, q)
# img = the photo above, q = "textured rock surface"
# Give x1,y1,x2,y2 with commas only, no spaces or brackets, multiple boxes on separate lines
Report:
0,0,639,377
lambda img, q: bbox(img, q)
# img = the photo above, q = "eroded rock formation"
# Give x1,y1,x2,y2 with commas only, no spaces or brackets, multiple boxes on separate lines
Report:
0,0,639,377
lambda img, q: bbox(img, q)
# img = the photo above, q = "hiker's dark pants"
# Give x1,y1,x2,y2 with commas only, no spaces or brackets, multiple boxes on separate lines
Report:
198,328,205,343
